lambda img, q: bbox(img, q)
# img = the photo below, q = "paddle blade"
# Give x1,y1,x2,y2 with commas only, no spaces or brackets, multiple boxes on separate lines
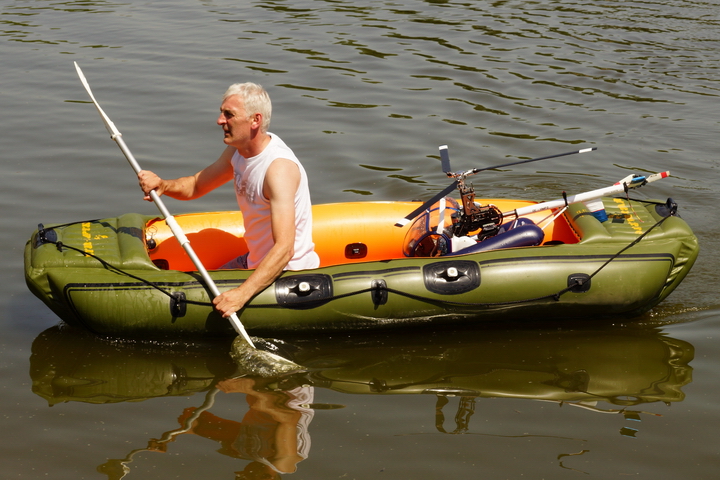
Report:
231,336,305,377
74,62,122,139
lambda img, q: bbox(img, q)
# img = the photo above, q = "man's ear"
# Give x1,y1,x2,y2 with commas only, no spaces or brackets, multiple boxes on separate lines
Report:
251,113,262,130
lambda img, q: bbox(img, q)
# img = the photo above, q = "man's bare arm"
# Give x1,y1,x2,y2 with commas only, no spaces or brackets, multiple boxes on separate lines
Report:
212,158,300,317
138,146,236,201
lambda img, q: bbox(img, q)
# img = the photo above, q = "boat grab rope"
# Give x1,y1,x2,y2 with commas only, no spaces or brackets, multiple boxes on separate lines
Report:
34,199,677,312
401,201,678,308
35,223,212,308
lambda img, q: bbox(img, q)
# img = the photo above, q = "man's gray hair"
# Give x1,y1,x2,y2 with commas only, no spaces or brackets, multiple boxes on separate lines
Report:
223,82,272,133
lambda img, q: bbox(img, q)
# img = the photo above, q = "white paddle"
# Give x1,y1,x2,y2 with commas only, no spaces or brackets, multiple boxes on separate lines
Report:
73,62,256,348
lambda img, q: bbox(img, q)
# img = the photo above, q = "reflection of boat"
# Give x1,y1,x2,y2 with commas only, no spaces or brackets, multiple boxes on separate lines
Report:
31,324,693,409
30,327,314,479
25,195,698,338
295,327,694,408
32,324,694,479
30,327,237,405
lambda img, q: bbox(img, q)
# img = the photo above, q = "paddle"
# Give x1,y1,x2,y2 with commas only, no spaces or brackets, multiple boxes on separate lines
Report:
395,146,598,227
97,387,220,479
72,62,256,347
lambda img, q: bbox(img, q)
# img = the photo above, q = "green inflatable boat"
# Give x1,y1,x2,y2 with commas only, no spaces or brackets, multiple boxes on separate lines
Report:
24,170,698,339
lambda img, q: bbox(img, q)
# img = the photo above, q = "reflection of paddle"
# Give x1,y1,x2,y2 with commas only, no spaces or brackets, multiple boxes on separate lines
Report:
96,388,220,480
73,62,257,346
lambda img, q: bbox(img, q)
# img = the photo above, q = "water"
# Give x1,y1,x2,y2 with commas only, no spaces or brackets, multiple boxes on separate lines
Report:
2,0,719,478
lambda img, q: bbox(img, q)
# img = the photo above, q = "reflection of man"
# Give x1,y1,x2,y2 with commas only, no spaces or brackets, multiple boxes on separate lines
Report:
177,377,313,478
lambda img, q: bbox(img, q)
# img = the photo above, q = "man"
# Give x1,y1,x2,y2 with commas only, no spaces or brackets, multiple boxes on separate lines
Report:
138,83,319,318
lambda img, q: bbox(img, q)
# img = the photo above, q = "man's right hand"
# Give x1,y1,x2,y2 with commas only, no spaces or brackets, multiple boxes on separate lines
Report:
138,170,164,201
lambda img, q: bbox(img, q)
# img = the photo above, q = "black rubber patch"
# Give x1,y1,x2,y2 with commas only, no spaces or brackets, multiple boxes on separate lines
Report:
371,279,388,306
170,292,187,317
423,260,480,295
656,197,678,217
34,224,58,248
276,274,333,308
567,273,592,293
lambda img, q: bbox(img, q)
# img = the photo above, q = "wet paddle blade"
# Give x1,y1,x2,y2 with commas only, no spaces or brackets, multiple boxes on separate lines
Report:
231,336,305,377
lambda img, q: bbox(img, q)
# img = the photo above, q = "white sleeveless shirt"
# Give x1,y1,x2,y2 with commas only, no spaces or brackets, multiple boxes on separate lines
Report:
230,133,319,270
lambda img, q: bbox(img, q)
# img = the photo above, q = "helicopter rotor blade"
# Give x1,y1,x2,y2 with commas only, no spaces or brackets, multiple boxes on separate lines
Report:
394,180,458,227
394,146,597,228
471,147,597,175
439,144,452,174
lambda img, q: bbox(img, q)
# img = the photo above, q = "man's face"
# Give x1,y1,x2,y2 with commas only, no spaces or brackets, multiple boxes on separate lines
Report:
217,95,255,148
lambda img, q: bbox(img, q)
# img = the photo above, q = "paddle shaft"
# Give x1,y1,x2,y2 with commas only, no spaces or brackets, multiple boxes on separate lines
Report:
74,62,255,348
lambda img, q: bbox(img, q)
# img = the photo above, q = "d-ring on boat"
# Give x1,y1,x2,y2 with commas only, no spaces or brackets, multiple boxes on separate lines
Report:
25,147,698,339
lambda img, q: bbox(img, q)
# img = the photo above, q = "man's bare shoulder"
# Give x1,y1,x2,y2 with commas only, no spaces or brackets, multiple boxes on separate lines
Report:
268,157,300,176
264,158,300,199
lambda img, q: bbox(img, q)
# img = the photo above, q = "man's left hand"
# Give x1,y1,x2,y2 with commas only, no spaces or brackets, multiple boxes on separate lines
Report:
213,288,247,317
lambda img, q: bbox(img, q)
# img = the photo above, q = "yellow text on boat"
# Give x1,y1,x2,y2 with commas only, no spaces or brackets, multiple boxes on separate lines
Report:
81,222,94,255
613,198,643,234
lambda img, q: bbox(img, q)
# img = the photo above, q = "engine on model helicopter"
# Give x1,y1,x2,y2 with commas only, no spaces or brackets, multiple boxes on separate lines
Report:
452,180,503,239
